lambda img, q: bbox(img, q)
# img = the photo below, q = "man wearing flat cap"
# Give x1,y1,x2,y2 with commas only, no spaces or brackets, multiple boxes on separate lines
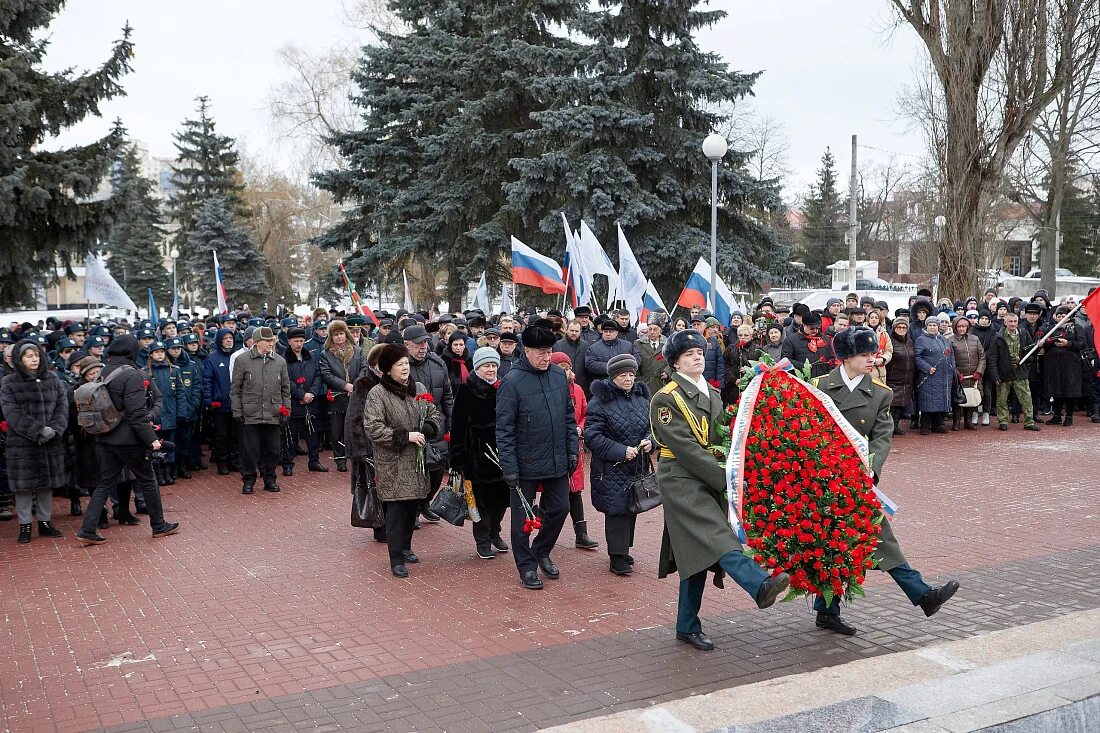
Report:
810,327,959,636
496,318,579,590
231,327,291,495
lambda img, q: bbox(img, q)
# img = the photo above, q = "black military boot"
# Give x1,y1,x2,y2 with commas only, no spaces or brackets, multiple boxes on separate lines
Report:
38,521,63,538
164,463,176,486
176,461,191,480
17,523,32,544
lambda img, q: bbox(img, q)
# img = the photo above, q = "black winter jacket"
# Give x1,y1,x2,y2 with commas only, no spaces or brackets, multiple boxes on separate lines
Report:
97,336,162,448
285,347,324,417
987,327,1036,382
495,356,578,481
583,379,652,516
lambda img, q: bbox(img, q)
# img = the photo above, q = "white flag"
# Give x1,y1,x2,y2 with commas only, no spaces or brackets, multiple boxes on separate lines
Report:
616,224,648,324
473,271,490,313
83,254,138,311
561,214,592,308
403,269,414,312
576,220,619,308
500,282,513,314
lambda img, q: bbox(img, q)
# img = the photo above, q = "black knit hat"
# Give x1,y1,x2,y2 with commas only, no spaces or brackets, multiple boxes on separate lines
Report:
663,329,708,367
833,327,878,360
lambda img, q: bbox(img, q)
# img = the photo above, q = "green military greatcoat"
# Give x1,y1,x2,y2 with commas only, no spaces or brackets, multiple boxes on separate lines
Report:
651,371,741,583
812,366,907,572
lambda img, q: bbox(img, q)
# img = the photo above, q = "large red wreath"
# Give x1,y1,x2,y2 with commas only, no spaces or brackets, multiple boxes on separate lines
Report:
725,367,883,607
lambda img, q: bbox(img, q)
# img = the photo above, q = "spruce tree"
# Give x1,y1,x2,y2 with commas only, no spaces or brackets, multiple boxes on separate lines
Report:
0,7,133,306
170,96,247,290
799,148,846,281
186,196,266,310
105,144,171,307
506,0,792,295
1057,176,1099,278
314,1,586,308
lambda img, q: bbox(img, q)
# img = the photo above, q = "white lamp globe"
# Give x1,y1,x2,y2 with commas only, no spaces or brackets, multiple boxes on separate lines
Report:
701,133,728,161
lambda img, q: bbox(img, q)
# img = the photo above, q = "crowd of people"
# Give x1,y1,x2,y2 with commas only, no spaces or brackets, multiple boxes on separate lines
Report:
1,286,1095,592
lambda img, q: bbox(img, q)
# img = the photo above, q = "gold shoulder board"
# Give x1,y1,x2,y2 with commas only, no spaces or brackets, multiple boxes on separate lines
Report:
811,376,822,388
658,381,680,395
872,378,892,391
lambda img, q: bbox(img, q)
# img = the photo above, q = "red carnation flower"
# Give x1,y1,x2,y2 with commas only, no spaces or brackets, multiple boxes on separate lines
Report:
708,379,721,389
296,376,306,385
443,432,450,443
416,393,434,403
211,401,222,408
326,390,335,402
142,379,150,388
0,420,8,433
278,405,290,417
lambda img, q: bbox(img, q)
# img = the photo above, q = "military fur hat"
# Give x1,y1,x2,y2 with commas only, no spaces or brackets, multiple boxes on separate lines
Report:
520,318,557,349
663,329,708,367
832,326,878,360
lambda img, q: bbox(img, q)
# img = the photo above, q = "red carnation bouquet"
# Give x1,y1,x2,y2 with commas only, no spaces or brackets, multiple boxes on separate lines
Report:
722,356,884,609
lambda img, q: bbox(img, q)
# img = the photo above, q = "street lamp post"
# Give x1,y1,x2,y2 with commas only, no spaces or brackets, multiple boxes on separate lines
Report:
702,133,728,313
170,248,179,319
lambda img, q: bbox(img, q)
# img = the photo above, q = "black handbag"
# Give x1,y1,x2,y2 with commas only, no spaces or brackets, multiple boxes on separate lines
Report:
429,473,468,526
628,458,661,514
424,441,448,472
951,376,966,406
351,463,384,529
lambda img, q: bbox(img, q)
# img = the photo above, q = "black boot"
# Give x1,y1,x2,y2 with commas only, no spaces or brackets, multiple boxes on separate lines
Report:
164,463,176,486
1092,404,1100,423
176,461,191,479
1063,414,1074,427
18,523,32,543
574,520,599,550
335,458,347,473
891,408,906,436
951,408,961,431
70,496,83,516
154,462,166,486
38,520,63,538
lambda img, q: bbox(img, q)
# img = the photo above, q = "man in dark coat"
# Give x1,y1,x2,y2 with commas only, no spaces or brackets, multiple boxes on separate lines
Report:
584,320,635,382
496,319,578,590
404,324,454,521
781,311,835,378
651,330,789,651
282,328,329,476
810,327,959,636
987,313,1041,432
76,335,181,545
572,306,600,345
553,320,591,395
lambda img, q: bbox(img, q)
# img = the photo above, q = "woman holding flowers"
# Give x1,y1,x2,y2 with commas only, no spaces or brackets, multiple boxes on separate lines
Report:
584,354,652,576
450,347,510,559
364,344,444,577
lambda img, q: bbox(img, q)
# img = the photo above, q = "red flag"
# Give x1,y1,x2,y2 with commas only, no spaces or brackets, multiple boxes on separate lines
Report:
338,260,379,326
1082,288,1100,356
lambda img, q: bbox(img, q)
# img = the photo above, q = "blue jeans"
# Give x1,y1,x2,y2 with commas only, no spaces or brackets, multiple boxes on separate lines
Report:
676,551,769,634
814,562,931,615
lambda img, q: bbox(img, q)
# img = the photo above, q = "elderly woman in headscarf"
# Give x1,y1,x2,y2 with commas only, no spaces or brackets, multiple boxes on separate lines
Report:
948,315,986,430
914,317,956,434
0,340,69,543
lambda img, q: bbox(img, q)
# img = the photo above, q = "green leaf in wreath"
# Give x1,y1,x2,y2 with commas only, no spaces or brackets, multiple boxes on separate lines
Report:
872,514,884,526
822,588,834,608
848,583,866,599
779,587,802,604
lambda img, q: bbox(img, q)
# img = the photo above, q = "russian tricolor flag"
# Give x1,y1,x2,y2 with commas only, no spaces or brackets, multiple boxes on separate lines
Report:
676,258,711,310
511,236,566,295
639,280,667,324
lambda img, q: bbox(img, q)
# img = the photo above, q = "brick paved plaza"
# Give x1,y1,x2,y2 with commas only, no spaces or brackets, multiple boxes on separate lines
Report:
1,423,1098,733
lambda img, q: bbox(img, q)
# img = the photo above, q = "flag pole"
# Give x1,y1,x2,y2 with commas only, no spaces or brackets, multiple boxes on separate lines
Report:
1019,301,1085,365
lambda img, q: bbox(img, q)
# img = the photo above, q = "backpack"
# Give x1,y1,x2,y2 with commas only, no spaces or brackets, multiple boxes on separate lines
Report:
74,366,133,435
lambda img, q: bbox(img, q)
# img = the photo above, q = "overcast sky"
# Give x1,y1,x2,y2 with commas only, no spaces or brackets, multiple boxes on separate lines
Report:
43,0,928,196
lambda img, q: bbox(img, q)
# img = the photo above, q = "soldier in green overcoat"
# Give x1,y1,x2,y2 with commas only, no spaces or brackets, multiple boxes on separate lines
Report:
810,327,960,636
650,330,790,651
